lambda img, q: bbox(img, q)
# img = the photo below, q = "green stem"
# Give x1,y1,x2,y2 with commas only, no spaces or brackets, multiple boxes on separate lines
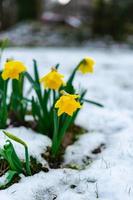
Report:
11,76,25,122
25,72,46,115
25,71,50,131
51,110,59,154
3,131,31,176
1,80,8,128
25,146,31,176
53,90,56,105
0,39,8,68
52,115,72,157
59,116,72,142
67,60,83,85
19,73,24,97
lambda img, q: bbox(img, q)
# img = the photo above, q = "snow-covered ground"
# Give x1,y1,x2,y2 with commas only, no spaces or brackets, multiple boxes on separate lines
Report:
0,47,133,199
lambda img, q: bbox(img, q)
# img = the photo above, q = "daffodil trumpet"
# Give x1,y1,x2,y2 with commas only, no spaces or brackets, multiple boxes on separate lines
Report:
2,60,26,80
40,67,65,90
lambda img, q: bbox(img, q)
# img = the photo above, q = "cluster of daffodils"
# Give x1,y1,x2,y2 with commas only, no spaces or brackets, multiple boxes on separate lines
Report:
0,57,95,156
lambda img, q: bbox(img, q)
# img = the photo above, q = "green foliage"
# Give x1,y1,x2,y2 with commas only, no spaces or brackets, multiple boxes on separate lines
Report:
0,131,31,189
9,74,28,125
3,131,31,176
0,39,8,65
25,59,103,156
0,140,23,173
0,72,8,129
0,40,29,128
25,60,57,136
0,47,103,157
51,110,75,156
0,40,9,128
0,170,17,189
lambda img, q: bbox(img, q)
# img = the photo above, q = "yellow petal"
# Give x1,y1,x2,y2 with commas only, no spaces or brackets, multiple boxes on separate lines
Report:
2,60,26,80
78,57,95,74
55,92,82,116
40,69,65,90
58,109,64,116
1,71,8,80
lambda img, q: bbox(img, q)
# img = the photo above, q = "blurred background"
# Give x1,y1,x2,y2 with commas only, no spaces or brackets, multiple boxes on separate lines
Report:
0,0,133,47
0,0,133,120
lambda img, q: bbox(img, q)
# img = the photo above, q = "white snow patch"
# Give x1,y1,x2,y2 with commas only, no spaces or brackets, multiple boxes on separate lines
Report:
64,131,105,166
0,47,133,199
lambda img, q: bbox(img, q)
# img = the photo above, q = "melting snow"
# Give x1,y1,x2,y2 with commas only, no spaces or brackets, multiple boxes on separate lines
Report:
0,47,133,199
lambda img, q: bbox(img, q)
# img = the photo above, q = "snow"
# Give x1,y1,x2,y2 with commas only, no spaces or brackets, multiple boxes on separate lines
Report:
64,131,106,167
0,47,133,199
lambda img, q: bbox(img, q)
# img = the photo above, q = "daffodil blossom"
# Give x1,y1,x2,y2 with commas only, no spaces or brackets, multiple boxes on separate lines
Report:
2,60,26,80
55,92,81,116
78,57,95,74
40,68,65,90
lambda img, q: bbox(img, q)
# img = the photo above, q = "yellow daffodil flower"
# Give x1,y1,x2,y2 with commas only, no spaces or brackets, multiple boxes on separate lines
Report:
2,60,26,80
55,91,82,116
40,68,65,90
78,57,95,74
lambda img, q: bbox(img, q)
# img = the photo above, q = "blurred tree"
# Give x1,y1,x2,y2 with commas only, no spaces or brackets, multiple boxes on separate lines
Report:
0,0,3,30
16,0,43,20
92,0,131,41
0,0,18,30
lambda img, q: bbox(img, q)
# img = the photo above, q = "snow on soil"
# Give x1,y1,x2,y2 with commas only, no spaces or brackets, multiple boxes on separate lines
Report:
0,47,133,200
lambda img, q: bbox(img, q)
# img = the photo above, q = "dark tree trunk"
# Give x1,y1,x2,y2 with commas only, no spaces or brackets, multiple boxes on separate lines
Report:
0,0,18,31
0,0,3,30
17,0,43,20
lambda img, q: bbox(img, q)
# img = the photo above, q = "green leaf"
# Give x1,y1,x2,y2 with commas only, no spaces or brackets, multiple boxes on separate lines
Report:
0,39,9,66
3,131,31,176
82,99,104,107
31,97,41,120
0,170,17,189
6,170,17,183
51,110,59,154
0,79,8,128
3,131,27,148
33,59,40,85
9,74,28,122
25,72,40,91
55,63,60,69
0,147,6,158
67,60,83,86
3,140,23,173
52,114,72,157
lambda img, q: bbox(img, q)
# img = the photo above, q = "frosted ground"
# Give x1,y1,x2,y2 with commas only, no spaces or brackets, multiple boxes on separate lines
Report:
0,47,133,200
